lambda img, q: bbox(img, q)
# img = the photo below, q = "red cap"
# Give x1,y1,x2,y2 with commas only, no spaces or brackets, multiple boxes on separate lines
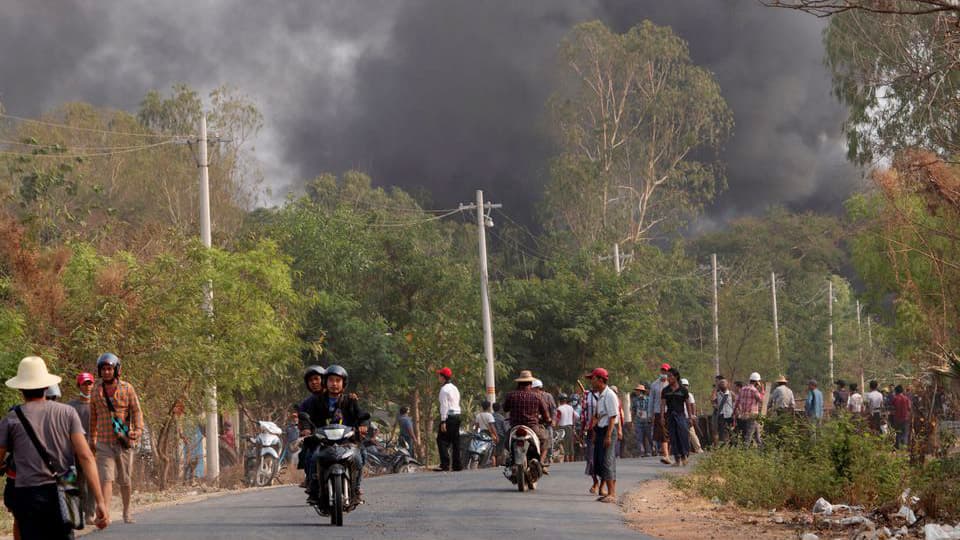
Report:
660,363,671,371
76,372,94,385
436,367,453,379
590,367,609,381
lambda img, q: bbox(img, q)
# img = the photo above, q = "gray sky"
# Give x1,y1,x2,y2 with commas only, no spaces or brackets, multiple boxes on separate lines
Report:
0,0,859,224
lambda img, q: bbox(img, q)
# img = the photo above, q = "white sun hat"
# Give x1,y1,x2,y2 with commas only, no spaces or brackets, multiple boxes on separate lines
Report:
6,356,62,390
680,378,690,386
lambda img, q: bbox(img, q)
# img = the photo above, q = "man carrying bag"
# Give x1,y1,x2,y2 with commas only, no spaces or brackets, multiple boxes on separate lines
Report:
0,356,110,539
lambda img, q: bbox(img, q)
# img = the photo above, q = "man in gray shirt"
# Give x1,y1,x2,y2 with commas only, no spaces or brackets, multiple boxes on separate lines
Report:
646,363,672,464
0,356,110,538
768,375,796,414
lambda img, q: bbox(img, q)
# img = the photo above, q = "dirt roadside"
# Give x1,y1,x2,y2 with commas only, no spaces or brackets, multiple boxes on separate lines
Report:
621,477,806,540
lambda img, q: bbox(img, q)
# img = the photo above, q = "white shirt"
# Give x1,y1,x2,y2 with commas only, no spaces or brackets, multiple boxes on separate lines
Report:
685,392,696,418
847,392,864,414
438,383,461,421
865,390,884,414
595,386,620,428
556,404,577,427
474,411,494,431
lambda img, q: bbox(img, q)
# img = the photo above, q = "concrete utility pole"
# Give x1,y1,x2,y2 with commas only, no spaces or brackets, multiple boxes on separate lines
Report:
459,191,502,405
771,271,781,367
828,279,834,386
856,300,864,392
613,243,621,275
198,114,220,482
712,253,720,377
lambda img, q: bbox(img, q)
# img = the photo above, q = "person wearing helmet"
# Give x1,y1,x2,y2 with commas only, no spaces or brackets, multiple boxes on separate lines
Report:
298,365,368,503
295,365,326,483
89,353,143,524
68,372,97,525
44,384,62,401
734,372,763,447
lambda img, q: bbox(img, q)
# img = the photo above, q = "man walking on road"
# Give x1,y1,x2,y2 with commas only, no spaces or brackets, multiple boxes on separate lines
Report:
734,372,763,447
891,385,911,449
555,395,577,463
0,356,110,539
434,367,462,472
768,375,795,414
646,363,671,464
680,379,702,453
532,380,556,462
590,368,619,503
90,353,143,524
630,385,652,457
67,372,97,525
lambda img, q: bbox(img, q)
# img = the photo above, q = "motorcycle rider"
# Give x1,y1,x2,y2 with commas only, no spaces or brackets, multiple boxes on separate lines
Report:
296,365,326,485
299,365,368,504
502,370,552,466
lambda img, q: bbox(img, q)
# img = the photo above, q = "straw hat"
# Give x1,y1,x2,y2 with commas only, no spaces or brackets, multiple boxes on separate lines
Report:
776,375,789,384
514,370,536,383
6,356,62,390
634,384,647,392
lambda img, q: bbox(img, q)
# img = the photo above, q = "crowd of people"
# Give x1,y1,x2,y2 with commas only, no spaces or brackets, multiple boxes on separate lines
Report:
0,353,145,540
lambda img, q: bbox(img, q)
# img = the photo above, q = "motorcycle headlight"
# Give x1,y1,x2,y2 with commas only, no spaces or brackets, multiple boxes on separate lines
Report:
323,427,346,441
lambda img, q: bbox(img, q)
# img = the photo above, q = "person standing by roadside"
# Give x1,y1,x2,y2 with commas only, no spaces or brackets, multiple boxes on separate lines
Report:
0,356,110,539
768,376,795,415
590,368,619,503
734,373,763,447
847,384,864,416
713,378,736,444
661,368,693,467
891,385,911,449
473,401,499,465
646,364,672,464
865,380,885,433
434,367,462,472
805,380,824,424
580,377,600,492
555,395,578,463
833,380,849,416
397,407,418,460
67,373,97,525
630,385,652,457
89,353,142,525
491,403,508,464
680,379,702,454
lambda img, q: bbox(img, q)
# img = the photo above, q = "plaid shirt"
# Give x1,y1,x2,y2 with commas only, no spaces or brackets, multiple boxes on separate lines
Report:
735,384,762,417
90,380,144,446
503,388,550,428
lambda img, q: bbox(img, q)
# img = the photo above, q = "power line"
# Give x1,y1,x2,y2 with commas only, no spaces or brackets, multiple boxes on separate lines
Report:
0,139,179,159
0,138,177,151
0,112,187,139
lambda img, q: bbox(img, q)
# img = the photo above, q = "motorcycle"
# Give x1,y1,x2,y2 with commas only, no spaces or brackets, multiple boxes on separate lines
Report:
363,438,422,475
466,430,495,469
301,412,371,527
244,420,283,487
503,425,543,492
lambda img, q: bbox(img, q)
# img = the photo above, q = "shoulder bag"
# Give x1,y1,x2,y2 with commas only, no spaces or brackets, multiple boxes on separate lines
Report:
13,406,84,530
102,387,131,449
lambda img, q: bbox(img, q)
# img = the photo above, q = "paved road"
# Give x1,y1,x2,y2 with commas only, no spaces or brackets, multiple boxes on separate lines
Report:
90,458,663,540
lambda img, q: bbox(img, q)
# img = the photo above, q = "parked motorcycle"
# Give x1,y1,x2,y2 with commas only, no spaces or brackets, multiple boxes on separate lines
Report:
363,439,422,475
503,425,543,492
244,420,283,487
300,412,371,527
466,430,495,469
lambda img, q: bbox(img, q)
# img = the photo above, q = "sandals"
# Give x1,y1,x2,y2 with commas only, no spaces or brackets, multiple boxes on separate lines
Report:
589,486,598,494
597,495,617,503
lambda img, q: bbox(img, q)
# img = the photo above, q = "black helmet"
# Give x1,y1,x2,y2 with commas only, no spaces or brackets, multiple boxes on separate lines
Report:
325,364,348,386
303,365,326,391
97,352,121,379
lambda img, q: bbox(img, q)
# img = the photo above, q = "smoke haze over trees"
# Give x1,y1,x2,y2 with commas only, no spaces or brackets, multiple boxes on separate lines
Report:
0,0,857,225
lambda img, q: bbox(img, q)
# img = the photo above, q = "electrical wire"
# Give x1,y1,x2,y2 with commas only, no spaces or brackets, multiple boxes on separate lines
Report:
320,208,464,228
0,139,179,159
0,112,188,139
0,138,177,151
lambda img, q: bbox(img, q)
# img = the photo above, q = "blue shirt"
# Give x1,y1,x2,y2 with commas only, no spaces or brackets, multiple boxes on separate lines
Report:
806,388,824,419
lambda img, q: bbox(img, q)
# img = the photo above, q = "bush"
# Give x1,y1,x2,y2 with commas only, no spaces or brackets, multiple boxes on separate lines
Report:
683,415,908,510
915,456,960,520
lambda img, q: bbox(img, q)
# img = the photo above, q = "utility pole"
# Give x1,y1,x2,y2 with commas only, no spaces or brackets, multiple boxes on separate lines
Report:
856,300,864,392
712,253,720,377
771,271,781,368
828,279,834,386
459,191,502,404
198,114,220,482
613,243,621,275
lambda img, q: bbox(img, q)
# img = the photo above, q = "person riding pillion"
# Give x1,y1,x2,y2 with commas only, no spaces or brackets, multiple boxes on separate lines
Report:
298,365,368,503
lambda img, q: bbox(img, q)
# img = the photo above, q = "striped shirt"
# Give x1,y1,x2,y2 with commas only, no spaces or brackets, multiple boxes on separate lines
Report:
90,380,144,446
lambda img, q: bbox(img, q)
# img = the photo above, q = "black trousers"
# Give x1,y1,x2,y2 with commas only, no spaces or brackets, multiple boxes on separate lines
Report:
437,414,462,471
11,483,73,540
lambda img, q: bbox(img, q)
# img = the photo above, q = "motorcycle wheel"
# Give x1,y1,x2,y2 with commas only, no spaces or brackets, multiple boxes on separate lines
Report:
516,464,527,492
468,455,478,470
398,463,419,474
330,476,344,527
256,455,276,487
